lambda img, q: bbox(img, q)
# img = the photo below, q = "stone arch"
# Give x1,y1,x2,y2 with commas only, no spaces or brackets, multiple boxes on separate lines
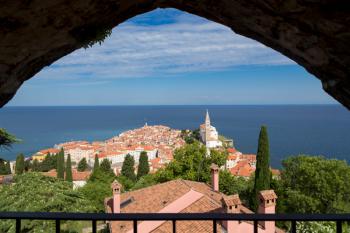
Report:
1,0,349,108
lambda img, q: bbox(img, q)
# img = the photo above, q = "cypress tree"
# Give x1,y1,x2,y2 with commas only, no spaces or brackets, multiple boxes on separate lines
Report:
121,154,136,181
137,151,149,179
57,148,65,179
15,153,25,175
100,158,113,173
32,159,40,172
65,154,73,182
77,158,88,172
252,125,271,211
93,154,99,172
0,160,6,175
5,161,11,174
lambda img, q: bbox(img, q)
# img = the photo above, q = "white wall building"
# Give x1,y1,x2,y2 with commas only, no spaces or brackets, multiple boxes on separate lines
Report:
199,110,223,148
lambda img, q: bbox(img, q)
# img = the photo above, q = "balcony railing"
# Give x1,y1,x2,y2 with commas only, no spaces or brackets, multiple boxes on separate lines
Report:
0,212,349,233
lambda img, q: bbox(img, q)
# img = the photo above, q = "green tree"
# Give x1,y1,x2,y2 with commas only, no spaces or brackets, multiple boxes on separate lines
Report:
39,153,57,172
15,153,25,175
56,149,65,179
80,169,115,212
32,159,40,172
5,161,11,174
65,154,73,182
278,155,350,214
0,173,95,232
93,154,99,172
100,158,113,174
137,151,149,179
0,160,7,175
219,170,251,196
0,128,20,150
252,126,271,211
77,158,88,172
133,173,157,190
24,159,31,172
121,154,136,181
209,149,227,167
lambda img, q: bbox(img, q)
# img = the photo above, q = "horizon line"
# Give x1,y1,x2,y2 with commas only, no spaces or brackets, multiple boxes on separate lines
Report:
3,103,341,108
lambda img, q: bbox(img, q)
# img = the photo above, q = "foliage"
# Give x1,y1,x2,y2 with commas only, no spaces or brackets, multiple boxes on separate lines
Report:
209,149,227,167
5,161,11,174
31,159,40,172
80,169,116,212
116,175,135,192
155,142,228,184
278,155,350,214
133,174,157,190
0,173,95,232
39,153,57,172
93,154,99,172
100,158,113,174
252,126,271,210
181,129,200,144
77,158,88,172
0,160,11,175
121,154,136,181
24,158,31,172
137,151,149,179
15,154,25,175
219,170,251,196
71,23,112,49
0,128,20,150
57,149,65,179
66,154,73,182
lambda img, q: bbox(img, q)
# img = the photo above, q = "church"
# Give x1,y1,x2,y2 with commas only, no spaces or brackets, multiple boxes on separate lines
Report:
199,110,223,148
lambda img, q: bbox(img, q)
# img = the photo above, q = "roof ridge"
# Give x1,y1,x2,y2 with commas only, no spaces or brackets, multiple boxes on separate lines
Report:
181,180,225,207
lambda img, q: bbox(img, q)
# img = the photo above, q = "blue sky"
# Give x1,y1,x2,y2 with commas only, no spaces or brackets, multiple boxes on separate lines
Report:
8,8,336,106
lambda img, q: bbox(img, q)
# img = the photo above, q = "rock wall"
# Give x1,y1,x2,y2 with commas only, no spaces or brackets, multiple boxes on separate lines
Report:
1,0,350,108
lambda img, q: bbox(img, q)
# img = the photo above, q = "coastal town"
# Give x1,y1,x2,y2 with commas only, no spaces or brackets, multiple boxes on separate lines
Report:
38,111,267,177
2,111,262,185
1,111,279,188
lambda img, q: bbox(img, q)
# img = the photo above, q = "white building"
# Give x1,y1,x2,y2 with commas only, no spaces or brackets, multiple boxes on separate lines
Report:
199,110,223,148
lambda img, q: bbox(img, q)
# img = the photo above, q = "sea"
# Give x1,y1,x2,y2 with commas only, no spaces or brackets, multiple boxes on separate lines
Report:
0,105,349,168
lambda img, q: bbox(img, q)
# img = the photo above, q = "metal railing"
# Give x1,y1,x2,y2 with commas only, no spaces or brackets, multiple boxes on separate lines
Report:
0,212,349,233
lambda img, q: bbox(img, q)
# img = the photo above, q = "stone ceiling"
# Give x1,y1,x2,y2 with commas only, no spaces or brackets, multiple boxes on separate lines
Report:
1,0,350,108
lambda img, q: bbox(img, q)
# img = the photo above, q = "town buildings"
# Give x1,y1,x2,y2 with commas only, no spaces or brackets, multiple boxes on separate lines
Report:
33,125,185,174
200,110,223,148
105,164,283,233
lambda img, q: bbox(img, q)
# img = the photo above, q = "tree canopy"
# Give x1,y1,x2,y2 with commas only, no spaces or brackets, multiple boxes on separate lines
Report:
137,151,149,179
65,154,73,182
0,128,20,150
93,154,99,172
80,168,116,212
100,158,113,174
155,142,227,183
277,155,350,214
0,160,11,175
56,149,65,179
0,173,95,232
15,154,25,175
121,154,136,181
77,158,88,172
252,126,271,210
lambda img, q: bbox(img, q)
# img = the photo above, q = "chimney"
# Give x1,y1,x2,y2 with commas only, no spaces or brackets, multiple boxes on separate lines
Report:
210,163,219,192
258,190,277,233
222,194,241,233
111,180,122,213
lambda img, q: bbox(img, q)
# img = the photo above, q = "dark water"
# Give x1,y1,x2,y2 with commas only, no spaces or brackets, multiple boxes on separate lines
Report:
0,105,349,168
